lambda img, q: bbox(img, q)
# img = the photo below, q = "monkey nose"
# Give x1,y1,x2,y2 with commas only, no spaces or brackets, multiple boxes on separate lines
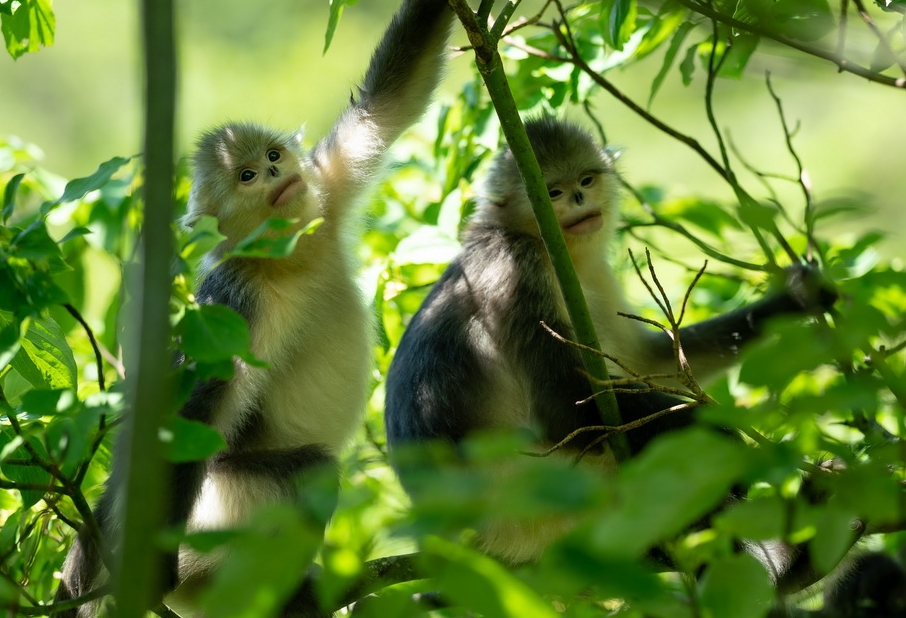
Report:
574,191,584,205
268,165,279,177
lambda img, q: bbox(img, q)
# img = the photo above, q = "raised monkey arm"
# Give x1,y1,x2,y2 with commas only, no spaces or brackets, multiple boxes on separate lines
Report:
313,0,455,213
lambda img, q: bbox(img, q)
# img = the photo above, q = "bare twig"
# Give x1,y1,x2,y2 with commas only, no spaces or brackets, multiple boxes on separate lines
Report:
64,303,106,392
764,74,823,262
520,400,697,460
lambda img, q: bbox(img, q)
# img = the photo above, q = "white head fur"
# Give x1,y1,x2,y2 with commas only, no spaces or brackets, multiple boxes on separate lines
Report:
185,122,320,258
472,117,619,246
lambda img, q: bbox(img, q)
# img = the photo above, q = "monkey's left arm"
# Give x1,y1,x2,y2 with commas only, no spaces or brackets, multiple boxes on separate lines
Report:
312,0,455,211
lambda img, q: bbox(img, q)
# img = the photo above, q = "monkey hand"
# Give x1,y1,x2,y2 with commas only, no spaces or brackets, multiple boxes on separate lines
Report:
783,262,837,314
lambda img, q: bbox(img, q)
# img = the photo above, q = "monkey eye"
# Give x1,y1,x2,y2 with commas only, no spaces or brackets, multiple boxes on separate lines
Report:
267,149,281,162
580,175,595,187
548,188,564,199
239,169,257,182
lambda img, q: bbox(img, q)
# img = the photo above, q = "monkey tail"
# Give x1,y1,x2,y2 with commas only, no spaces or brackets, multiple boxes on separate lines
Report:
51,526,102,618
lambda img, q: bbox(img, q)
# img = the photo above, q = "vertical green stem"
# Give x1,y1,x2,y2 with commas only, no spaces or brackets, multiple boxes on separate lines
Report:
115,1,176,616
449,0,629,461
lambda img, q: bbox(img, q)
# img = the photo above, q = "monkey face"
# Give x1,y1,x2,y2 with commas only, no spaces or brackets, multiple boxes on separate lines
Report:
187,122,320,251
545,169,616,237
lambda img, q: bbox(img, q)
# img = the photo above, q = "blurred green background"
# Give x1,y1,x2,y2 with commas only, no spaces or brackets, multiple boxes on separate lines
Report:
2,0,904,254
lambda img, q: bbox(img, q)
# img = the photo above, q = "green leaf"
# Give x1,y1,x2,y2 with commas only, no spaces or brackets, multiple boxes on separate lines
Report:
323,0,348,54
737,200,778,230
589,428,751,557
772,0,835,41
680,41,698,85
649,21,694,107
660,198,741,238
57,227,92,244
739,321,836,390
12,219,65,262
180,304,252,364
163,417,226,463
0,509,21,556
41,156,131,214
809,501,858,573
420,536,561,618
1,439,53,509
11,316,77,391
226,217,322,260
718,33,759,79
634,7,687,60
698,553,773,618
592,428,749,557
714,496,787,540
200,507,326,618
0,311,23,369
391,225,460,266
732,0,835,42
599,0,638,51
2,172,24,222
0,0,55,59
180,214,227,262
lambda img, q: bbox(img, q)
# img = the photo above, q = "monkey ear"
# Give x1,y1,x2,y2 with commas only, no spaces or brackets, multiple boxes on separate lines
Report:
292,125,307,147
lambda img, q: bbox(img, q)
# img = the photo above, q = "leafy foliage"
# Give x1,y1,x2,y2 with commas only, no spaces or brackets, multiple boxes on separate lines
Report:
2,0,906,617
0,0,54,59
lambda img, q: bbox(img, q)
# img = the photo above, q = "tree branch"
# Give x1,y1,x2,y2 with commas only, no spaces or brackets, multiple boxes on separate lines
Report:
674,0,906,88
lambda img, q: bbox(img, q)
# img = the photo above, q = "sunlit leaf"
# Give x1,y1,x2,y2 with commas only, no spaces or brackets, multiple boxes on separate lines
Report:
163,416,226,463
200,507,325,618
718,33,759,79
698,553,773,618
179,304,252,364
680,41,698,85
649,21,695,107
227,217,321,260
599,0,638,51
181,214,227,262
714,496,787,540
420,536,561,618
2,172,24,222
589,429,751,557
1,439,53,509
0,0,55,59
41,156,131,213
11,316,77,390
809,501,858,574
323,0,349,54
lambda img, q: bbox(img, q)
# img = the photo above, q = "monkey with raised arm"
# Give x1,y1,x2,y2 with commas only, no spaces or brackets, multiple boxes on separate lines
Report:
384,117,833,581
54,2,454,616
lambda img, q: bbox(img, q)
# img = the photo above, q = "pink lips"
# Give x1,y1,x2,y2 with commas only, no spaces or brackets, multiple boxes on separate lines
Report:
269,174,305,207
563,211,603,235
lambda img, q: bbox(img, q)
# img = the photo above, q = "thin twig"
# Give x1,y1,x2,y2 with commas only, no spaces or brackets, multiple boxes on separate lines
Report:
574,401,698,462
64,303,106,392
548,2,733,181
616,177,765,271
764,73,823,262
521,400,697,459
540,321,641,377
